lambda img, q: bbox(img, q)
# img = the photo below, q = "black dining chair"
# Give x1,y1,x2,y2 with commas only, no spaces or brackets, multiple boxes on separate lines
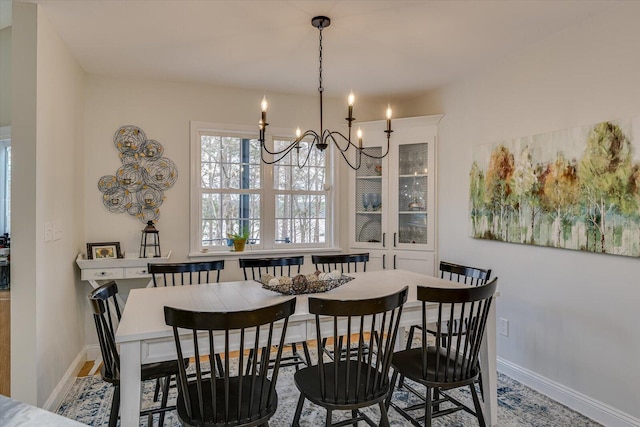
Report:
405,261,491,348
386,278,498,427
149,260,226,377
164,298,297,427
401,261,492,392
292,287,408,427
239,256,311,370
90,281,182,427
311,253,371,361
311,253,369,273
148,260,225,287
239,255,304,281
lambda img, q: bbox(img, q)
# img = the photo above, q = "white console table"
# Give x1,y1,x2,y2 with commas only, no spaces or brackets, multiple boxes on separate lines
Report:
76,251,172,289
76,251,173,375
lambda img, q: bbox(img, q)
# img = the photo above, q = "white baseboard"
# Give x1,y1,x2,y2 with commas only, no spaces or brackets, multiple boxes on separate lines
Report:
85,344,100,361
43,348,87,412
498,357,640,427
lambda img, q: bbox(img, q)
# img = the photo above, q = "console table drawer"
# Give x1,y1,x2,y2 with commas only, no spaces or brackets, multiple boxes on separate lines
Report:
124,267,151,278
81,268,123,281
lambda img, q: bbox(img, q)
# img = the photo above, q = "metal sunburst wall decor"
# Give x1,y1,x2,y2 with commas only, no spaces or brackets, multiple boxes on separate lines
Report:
98,125,178,223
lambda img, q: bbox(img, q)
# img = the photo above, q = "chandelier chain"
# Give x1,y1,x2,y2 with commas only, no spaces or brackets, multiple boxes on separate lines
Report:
318,27,323,93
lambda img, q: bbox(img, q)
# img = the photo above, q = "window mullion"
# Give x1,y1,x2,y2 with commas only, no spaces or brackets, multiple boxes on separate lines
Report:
262,135,276,249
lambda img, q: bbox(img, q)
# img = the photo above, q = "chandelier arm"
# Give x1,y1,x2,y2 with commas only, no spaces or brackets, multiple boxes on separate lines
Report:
259,140,305,165
259,130,319,156
323,130,354,153
296,140,316,169
322,131,363,170
260,145,296,165
328,130,392,160
360,138,391,159
335,142,363,171
259,130,321,165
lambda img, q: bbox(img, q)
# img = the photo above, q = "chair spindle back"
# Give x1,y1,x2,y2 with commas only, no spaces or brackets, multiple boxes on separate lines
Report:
164,298,296,426
311,253,369,273
148,260,225,287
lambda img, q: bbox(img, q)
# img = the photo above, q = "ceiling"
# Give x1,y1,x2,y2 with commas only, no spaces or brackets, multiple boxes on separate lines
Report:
14,0,614,99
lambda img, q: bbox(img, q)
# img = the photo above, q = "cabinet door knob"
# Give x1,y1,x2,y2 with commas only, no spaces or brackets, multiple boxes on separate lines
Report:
382,233,386,248
393,232,397,247
382,254,386,269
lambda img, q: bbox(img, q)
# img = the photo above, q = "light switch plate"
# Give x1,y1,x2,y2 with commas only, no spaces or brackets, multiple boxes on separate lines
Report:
44,222,52,242
53,221,62,241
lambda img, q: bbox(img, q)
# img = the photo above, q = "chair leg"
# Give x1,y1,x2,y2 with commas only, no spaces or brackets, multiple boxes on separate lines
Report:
351,409,358,426
325,408,333,427
378,401,391,427
425,386,433,427
470,383,486,427
153,378,161,402
433,387,440,412
158,375,171,426
291,343,300,371
385,369,399,409
215,353,224,377
109,385,120,427
398,326,417,388
246,349,255,375
291,394,305,427
301,341,312,367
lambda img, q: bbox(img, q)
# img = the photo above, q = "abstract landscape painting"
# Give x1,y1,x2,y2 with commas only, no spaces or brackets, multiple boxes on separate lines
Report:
469,118,640,258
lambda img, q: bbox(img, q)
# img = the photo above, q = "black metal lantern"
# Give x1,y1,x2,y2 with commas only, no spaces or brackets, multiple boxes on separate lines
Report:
140,220,161,258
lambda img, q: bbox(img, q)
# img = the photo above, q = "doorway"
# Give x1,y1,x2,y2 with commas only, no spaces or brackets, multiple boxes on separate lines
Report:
0,128,10,395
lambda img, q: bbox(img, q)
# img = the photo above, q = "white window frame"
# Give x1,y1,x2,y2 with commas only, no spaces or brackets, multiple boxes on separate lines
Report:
0,126,10,235
189,121,336,256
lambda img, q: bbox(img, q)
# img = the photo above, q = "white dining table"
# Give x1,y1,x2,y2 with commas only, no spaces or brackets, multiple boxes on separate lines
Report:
115,269,498,427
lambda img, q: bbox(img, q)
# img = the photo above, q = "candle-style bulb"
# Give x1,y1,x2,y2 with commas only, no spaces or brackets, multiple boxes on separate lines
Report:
348,91,355,106
357,127,363,148
386,104,392,120
296,127,301,138
261,96,268,112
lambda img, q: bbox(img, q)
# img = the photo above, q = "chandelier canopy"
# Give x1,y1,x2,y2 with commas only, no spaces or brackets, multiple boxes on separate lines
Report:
258,16,393,170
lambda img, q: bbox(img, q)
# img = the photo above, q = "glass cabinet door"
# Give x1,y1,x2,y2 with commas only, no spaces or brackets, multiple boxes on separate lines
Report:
397,142,429,245
354,147,384,245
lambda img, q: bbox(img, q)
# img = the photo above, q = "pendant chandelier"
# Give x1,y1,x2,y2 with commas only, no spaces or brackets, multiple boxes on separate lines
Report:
258,16,393,170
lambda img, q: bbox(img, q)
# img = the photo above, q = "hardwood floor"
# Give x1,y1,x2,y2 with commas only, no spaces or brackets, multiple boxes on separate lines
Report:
0,289,10,396
77,361,95,378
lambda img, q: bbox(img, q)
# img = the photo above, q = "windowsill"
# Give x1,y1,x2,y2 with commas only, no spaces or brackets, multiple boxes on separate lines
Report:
188,246,343,259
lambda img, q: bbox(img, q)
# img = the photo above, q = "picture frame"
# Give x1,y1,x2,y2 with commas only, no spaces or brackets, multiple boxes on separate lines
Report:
86,242,122,260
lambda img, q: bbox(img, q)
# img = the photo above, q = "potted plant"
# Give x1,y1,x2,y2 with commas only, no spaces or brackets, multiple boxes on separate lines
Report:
227,226,250,252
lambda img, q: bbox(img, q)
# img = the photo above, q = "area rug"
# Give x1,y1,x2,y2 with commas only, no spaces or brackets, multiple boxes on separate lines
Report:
56,361,602,427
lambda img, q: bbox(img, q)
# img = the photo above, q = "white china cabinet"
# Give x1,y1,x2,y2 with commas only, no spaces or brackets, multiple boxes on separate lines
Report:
348,115,442,275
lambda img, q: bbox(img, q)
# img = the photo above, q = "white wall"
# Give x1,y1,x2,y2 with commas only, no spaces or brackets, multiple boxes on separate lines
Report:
11,2,86,406
406,2,640,424
83,76,385,266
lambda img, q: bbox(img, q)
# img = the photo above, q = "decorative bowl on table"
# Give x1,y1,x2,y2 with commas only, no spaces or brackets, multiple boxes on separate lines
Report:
260,270,354,295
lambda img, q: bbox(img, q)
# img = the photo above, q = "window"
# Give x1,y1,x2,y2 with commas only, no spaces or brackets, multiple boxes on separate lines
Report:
190,122,332,253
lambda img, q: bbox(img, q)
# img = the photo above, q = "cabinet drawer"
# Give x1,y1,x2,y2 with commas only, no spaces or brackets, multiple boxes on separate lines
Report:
81,268,123,281
124,266,151,278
